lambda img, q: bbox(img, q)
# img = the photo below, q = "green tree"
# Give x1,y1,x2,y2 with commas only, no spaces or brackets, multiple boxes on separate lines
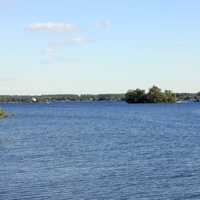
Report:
125,85,176,103
125,89,147,103
164,90,176,103
147,86,165,103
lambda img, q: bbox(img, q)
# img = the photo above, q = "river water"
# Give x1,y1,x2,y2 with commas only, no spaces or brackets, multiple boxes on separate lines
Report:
0,102,200,200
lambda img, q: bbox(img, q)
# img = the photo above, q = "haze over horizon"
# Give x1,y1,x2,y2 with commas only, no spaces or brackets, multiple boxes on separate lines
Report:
0,0,200,95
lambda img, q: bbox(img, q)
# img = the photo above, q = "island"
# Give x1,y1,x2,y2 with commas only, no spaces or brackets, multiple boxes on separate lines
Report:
125,86,176,103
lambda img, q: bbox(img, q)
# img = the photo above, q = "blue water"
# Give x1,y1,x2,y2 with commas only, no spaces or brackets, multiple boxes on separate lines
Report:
0,102,200,200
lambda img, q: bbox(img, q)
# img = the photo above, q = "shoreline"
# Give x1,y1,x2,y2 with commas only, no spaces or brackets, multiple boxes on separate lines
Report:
0,99,199,104
0,109,7,119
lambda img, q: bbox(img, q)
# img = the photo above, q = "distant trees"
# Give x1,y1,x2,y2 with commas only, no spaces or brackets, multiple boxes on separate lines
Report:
125,89,147,103
0,94,125,103
125,86,176,103
176,93,200,101
1,88,200,104
163,90,177,103
147,86,165,103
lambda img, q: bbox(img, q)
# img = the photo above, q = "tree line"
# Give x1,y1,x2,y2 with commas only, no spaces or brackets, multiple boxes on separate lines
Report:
0,86,199,103
0,94,125,103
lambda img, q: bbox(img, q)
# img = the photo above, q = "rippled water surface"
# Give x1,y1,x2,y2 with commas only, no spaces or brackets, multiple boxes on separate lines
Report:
0,102,200,200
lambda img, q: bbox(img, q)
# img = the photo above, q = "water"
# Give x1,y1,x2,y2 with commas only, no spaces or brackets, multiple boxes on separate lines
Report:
0,102,200,200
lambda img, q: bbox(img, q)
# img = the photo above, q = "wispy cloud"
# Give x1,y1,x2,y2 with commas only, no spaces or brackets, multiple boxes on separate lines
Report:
26,20,108,65
26,22,80,32
95,20,112,28
41,57,80,65
44,47,56,55
65,37,93,45
41,55,80,65
41,46,81,65
50,37,93,47
41,37,92,64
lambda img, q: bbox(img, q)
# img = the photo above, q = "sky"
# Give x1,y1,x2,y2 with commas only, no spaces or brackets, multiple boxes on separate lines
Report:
0,0,200,95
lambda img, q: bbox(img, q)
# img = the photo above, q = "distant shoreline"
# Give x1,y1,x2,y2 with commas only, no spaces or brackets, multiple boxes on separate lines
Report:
0,92,199,104
0,94,124,104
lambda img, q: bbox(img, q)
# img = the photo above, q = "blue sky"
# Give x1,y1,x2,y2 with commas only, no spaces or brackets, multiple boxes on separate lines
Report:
0,0,200,94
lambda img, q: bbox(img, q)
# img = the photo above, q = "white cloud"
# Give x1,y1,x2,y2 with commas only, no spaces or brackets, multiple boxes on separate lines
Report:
27,22,80,32
95,20,112,28
40,37,92,64
41,57,80,65
64,37,93,45
49,37,93,48
41,45,82,65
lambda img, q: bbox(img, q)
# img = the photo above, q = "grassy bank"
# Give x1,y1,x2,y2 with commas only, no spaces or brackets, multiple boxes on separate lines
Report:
0,108,7,119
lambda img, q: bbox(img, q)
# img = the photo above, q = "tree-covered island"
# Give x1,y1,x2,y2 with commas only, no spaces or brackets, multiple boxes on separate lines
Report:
125,86,176,103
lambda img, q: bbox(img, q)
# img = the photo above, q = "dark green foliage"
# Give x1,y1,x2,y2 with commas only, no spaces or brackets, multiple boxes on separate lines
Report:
125,89,147,103
147,86,165,103
0,108,7,119
125,86,176,103
164,90,177,103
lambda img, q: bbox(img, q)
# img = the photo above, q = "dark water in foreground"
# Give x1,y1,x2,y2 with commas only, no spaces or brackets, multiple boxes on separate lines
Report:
0,102,200,200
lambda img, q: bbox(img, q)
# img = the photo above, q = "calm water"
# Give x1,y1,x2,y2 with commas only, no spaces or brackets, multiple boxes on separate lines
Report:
0,102,200,200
